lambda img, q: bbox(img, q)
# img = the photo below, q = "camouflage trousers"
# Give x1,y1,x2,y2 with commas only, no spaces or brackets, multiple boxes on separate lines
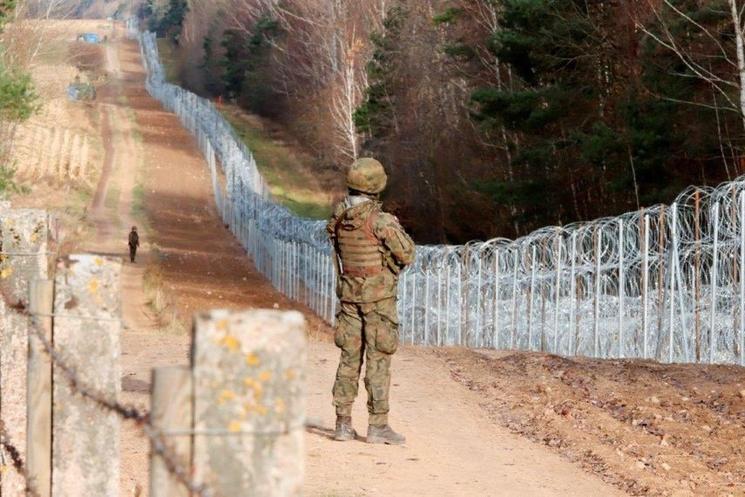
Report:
332,298,399,426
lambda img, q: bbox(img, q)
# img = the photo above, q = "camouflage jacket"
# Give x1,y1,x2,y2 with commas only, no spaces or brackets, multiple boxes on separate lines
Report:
327,198,415,304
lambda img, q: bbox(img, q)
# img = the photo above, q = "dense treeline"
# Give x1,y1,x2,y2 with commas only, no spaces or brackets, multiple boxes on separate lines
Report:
144,0,745,244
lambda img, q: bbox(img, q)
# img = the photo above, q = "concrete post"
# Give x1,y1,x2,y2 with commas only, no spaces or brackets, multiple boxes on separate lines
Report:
191,310,306,497
27,280,54,497
150,367,192,497
0,209,49,497
52,255,121,497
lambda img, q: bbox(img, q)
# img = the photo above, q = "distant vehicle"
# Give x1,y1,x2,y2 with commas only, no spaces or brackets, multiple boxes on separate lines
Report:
67,82,97,102
77,33,101,44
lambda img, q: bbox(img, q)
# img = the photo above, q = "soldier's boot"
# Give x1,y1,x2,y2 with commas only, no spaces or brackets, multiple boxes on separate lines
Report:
366,424,406,445
334,416,356,442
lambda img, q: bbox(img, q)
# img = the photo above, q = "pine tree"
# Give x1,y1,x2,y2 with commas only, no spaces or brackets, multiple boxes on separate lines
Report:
354,5,407,142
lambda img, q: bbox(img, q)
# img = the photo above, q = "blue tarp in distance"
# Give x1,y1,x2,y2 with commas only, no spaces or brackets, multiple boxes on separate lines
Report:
78,33,101,44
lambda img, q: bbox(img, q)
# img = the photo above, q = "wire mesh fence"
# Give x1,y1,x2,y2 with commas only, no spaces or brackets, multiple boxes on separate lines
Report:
137,28,745,366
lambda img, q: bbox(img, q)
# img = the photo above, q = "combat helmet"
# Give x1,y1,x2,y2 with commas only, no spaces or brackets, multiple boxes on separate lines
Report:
346,158,387,195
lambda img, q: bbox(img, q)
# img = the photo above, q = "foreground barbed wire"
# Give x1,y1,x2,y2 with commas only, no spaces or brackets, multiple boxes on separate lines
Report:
0,422,40,497
13,302,216,497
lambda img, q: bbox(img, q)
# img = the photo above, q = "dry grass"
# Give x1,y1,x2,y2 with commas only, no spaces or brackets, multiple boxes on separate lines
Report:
142,262,187,335
68,41,105,77
219,105,342,219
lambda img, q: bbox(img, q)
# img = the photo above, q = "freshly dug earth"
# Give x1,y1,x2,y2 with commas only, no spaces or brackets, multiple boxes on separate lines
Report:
439,348,745,497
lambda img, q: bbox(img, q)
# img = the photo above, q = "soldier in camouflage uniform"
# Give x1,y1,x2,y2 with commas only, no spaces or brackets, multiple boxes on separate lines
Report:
327,158,415,445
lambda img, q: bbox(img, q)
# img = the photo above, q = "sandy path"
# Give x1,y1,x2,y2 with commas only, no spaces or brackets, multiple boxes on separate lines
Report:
304,343,626,497
82,29,628,497
83,25,175,495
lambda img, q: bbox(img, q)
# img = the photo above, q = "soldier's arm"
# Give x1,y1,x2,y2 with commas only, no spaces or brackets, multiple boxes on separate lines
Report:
327,204,344,240
374,213,416,268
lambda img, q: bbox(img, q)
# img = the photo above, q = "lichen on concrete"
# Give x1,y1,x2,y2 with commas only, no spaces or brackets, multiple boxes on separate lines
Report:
52,255,121,497
0,208,49,496
192,309,306,497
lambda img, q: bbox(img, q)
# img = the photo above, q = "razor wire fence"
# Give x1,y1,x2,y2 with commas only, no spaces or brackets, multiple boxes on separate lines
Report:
137,27,745,366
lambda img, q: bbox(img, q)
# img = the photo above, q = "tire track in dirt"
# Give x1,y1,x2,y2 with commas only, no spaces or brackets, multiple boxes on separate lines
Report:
81,25,166,495
91,107,114,212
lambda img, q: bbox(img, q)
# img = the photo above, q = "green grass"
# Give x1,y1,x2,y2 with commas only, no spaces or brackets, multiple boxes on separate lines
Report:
35,39,68,66
156,38,180,84
221,109,334,219
282,197,333,220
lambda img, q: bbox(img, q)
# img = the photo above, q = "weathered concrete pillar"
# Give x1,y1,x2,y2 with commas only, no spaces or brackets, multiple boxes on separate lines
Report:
0,209,49,497
27,280,54,497
192,310,306,497
52,255,121,497
150,366,191,497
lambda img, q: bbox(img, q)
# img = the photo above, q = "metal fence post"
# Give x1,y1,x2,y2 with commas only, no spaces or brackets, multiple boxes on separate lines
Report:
594,228,602,358
400,269,409,343
669,203,678,363
424,268,431,346
493,249,501,349
569,232,577,356
445,263,451,345
710,201,720,364
510,252,519,349
618,219,625,358
741,191,745,366
437,263,444,346
642,213,650,360
553,232,562,354
475,254,483,347
410,268,417,345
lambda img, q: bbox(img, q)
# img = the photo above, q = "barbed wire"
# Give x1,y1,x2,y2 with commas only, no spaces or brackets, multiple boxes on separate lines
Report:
8,302,216,497
0,422,40,497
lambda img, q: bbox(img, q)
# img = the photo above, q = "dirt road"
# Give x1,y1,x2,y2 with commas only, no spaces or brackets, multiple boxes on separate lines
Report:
74,28,630,497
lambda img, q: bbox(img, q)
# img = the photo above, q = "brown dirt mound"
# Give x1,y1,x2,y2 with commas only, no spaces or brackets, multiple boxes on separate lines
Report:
439,348,745,496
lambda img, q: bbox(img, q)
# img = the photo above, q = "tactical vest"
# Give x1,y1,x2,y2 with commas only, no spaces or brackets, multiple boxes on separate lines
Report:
335,208,385,278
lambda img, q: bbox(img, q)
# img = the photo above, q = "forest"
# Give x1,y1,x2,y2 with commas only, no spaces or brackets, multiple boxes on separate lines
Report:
142,0,745,244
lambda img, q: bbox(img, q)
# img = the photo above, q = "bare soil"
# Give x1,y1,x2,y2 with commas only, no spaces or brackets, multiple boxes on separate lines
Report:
15,20,745,497
438,348,745,497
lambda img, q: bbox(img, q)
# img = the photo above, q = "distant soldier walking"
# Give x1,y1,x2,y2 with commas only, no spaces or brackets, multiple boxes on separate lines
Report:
128,226,140,263
328,158,415,445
